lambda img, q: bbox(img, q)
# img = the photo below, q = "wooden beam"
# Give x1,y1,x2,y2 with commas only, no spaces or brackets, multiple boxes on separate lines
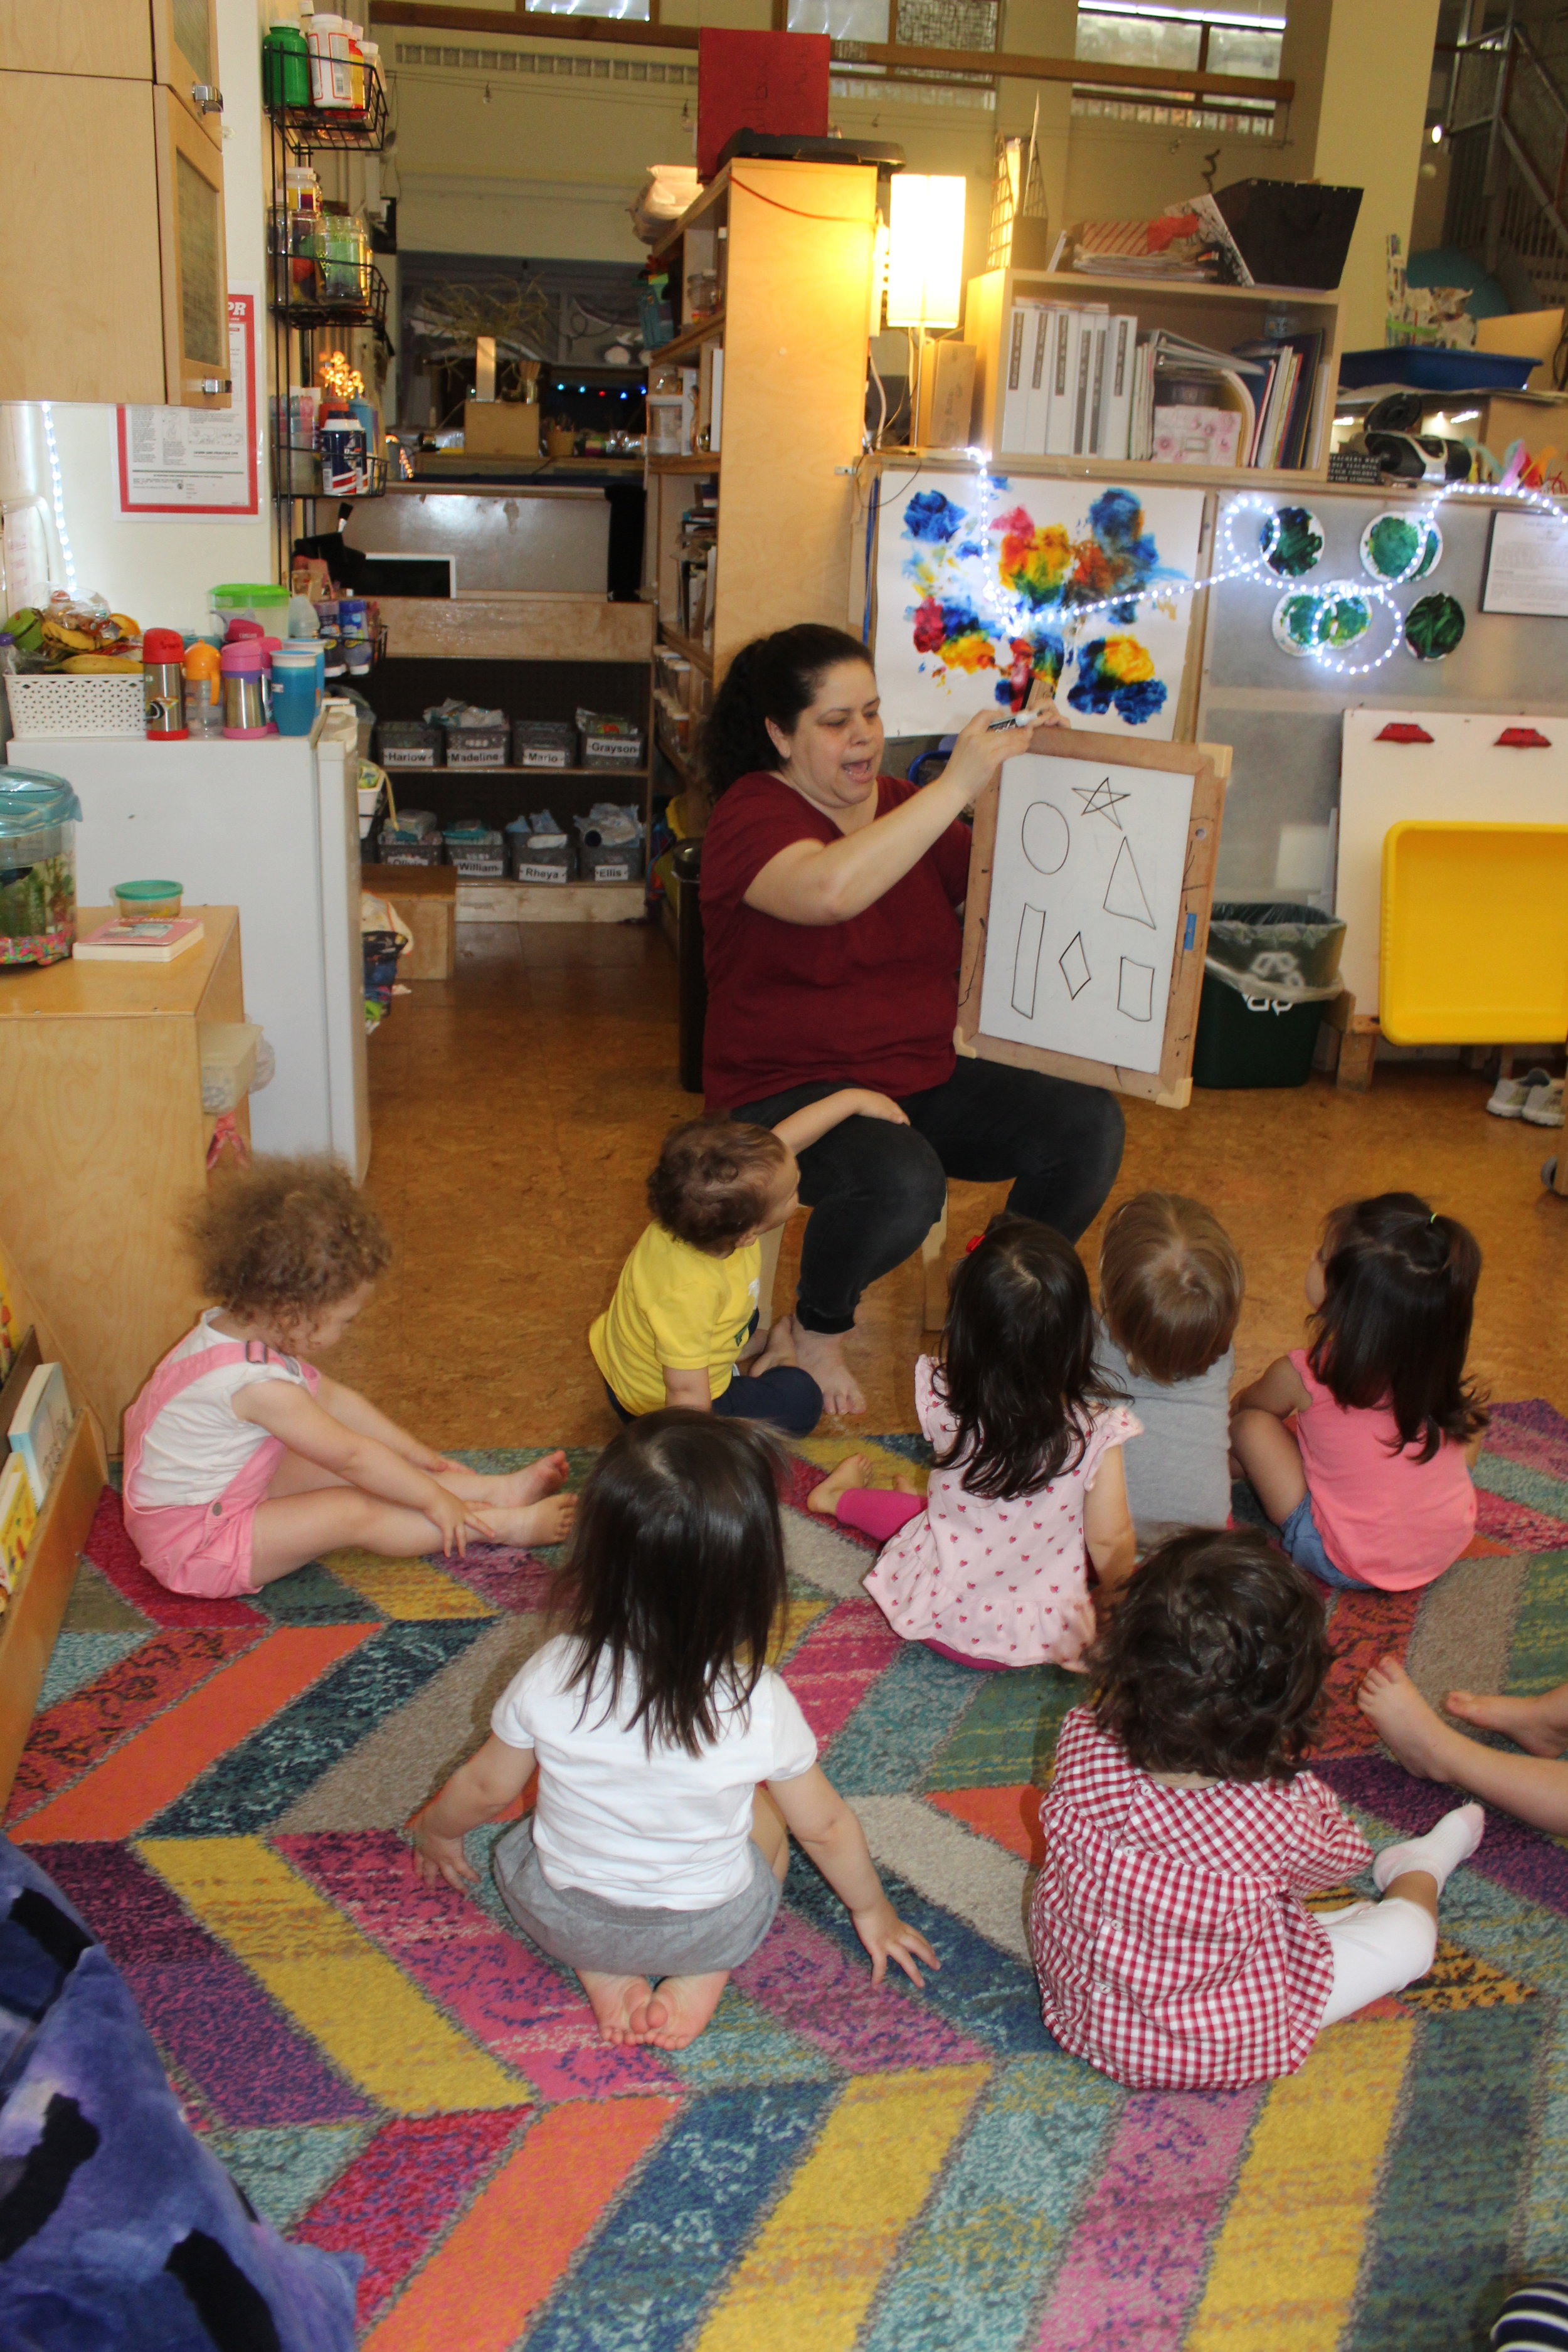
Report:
369,2,1293,102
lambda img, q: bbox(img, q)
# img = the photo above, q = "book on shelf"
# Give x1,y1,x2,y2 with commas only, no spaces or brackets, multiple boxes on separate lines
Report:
0,1246,17,1382
0,1327,42,1469
0,1454,36,1594
9,1360,71,1509
1153,405,1242,467
74,916,205,963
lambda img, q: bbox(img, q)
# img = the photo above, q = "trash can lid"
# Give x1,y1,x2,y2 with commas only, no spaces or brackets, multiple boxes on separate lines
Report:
0,770,83,835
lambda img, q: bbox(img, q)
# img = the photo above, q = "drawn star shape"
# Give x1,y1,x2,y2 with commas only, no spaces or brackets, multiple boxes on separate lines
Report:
1073,777,1131,829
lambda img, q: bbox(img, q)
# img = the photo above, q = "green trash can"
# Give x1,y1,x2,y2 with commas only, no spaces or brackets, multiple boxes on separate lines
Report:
1192,901,1346,1090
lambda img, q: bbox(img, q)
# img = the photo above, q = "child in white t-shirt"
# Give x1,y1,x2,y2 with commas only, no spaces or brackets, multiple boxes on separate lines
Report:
411,1411,938,2052
122,1154,573,1599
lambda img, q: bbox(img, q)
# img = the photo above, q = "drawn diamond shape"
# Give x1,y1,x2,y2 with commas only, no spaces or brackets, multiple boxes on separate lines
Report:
1059,931,1090,1000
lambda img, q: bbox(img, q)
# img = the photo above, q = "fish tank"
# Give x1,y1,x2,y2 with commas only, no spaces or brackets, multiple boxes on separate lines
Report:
0,771,83,967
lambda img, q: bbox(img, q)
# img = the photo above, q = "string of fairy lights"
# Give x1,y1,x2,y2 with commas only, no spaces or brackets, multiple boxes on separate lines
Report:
951,452,1568,682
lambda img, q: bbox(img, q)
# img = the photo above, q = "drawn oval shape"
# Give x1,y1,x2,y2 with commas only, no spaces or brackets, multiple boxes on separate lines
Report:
1022,800,1071,875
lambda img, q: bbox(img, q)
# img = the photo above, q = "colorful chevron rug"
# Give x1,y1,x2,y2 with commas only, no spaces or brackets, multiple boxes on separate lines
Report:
12,1404,1568,2352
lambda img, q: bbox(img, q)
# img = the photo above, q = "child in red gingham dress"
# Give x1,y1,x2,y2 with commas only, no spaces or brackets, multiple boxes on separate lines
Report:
1030,1528,1483,2091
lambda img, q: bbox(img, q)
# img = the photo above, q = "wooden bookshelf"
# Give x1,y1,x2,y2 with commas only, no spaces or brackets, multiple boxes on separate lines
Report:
656,310,725,368
657,622,713,679
965,267,1343,485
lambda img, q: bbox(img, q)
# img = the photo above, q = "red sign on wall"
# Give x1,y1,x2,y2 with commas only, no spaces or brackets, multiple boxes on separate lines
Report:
696,30,831,180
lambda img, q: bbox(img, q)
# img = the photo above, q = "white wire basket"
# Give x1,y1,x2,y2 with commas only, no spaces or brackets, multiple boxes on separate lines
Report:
5,672,146,739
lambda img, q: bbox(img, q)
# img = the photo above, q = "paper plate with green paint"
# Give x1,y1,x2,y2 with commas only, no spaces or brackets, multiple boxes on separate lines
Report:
1360,511,1442,584
1261,506,1325,577
1271,586,1372,657
1404,590,1466,660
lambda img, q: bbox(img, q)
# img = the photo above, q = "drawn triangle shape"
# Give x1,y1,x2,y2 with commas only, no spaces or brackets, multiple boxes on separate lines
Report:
1104,836,1156,928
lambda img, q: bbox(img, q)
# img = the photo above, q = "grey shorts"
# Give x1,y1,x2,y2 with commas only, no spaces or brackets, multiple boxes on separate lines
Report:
491,1815,783,1978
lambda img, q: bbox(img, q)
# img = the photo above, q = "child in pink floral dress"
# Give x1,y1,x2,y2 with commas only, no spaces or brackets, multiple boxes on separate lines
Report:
808,1217,1138,1668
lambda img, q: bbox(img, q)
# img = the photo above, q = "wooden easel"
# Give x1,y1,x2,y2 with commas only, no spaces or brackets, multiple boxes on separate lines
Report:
0,1241,107,1810
955,721,1231,1111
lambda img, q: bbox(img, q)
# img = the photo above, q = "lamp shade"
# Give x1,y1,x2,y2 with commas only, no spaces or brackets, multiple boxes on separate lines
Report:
886,174,967,331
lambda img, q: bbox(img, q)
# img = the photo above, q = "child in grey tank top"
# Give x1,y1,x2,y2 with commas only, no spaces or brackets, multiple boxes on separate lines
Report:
1093,1192,1243,1549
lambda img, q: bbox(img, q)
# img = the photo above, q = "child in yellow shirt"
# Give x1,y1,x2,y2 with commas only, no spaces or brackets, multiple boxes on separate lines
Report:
591,1092,908,1434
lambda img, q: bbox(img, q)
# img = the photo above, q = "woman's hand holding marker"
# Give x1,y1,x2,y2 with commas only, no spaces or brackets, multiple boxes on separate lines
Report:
941,702,1069,811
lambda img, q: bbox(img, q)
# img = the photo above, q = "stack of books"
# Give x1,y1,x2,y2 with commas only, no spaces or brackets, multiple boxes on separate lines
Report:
997,296,1330,474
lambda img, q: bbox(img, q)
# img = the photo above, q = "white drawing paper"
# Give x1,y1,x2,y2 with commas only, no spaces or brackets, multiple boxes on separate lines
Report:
874,473,1205,740
978,751,1195,1074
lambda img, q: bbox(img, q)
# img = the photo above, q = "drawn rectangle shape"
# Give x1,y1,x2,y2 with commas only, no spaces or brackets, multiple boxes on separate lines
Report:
1011,904,1046,1019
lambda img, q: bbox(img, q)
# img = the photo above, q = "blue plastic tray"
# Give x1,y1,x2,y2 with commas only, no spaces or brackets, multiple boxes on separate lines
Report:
1338,347,1537,393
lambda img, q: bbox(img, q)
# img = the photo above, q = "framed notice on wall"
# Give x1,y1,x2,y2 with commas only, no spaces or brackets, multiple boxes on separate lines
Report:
1480,507,1568,617
115,290,260,519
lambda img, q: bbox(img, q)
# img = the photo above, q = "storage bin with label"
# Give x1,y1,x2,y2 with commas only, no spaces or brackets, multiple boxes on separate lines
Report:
575,801,644,884
376,720,442,769
378,812,442,867
445,724,510,769
507,819,573,882
442,824,506,877
512,719,576,770
577,708,644,768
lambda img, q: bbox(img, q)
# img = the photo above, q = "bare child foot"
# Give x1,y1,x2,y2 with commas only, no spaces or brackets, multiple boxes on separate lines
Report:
789,1321,866,1417
485,1449,570,1511
1358,1655,1473,1781
467,1493,577,1549
632,1970,730,2052
1444,1687,1568,1757
578,1969,657,2045
808,1454,872,1517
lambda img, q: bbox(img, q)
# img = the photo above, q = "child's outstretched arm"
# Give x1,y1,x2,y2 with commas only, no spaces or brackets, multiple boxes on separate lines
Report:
1084,1446,1136,1599
773,1089,910,1157
312,1375,452,1471
767,1766,939,1986
410,1732,536,1891
234,1380,480,1554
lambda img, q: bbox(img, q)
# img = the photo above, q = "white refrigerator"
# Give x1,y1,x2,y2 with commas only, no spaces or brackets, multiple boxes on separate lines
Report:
6,731,369,1179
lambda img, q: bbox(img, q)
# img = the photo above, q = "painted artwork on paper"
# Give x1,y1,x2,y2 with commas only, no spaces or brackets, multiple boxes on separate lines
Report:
977,749,1195,1075
874,475,1205,741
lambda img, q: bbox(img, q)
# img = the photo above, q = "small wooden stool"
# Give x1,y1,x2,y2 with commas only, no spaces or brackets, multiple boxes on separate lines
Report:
361,863,457,982
757,1195,950,1335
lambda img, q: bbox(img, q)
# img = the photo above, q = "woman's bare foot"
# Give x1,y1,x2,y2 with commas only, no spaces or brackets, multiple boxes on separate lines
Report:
808,1453,871,1517
485,1450,569,1511
578,1969,657,2045
789,1321,866,1416
1445,1687,1568,1757
1358,1655,1469,1781
469,1493,577,1549
631,1970,729,2051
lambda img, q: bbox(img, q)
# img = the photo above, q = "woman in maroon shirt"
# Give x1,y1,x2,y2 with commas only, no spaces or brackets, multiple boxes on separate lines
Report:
700,625,1124,1415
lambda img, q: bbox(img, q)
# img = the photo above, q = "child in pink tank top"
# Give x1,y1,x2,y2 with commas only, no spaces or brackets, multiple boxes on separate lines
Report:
123,1154,575,1599
1229,1192,1485,1594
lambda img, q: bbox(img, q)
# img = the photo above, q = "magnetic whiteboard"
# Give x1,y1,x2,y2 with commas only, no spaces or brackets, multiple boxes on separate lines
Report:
977,750,1197,1076
1337,709,1568,1020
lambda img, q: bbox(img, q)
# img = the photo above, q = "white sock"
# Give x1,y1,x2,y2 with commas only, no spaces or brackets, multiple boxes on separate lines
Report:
1372,1802,1485,1894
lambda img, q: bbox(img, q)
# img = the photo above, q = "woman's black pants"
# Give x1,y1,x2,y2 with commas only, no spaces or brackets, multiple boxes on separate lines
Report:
729,1058,1125,1336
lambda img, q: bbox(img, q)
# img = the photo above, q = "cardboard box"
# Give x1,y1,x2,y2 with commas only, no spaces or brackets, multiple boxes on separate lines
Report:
463,400,541,457
917,344,977,450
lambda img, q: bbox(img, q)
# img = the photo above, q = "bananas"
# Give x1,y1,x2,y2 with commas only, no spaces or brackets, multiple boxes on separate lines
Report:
61,654,141,673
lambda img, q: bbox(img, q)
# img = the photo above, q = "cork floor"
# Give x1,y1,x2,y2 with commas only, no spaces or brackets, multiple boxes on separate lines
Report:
326,923,1568,1448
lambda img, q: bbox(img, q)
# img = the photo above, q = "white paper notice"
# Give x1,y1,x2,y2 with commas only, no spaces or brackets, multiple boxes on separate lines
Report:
1480,509,1568,617
115,292,259,518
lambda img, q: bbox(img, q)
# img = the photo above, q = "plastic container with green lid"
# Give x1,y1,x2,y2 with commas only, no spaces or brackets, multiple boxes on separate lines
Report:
0,770,83,967
113,879,184,921
211,583,289,630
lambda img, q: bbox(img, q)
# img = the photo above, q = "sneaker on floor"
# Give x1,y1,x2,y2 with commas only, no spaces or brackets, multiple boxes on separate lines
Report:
1488,1065,1550,1118
1523,1078,1565,1128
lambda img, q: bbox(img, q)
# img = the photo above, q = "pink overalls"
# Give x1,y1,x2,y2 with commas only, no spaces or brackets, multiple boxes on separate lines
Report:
122,1337,320,1598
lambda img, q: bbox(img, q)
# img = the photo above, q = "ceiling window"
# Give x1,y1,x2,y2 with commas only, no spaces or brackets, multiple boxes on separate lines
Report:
1073,3,1285,134
789,0,999,106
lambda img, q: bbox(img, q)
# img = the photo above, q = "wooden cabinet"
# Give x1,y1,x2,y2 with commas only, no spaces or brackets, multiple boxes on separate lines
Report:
0,0,228,407
0,908,250,1451
152,0,225,144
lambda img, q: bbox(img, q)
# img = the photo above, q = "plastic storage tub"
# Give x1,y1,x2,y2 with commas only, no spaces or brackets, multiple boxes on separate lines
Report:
114,879,184,921
444,723,510,769
580,723,644,768
513,720,576,770
5,672,146,740
442,825,506,877
0,770,83,965
1192,901,1346,1090
580,836,644,883
508,824,573,882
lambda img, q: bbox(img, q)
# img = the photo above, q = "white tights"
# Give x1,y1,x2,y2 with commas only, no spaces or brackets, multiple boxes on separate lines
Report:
1317,1897,1438,2028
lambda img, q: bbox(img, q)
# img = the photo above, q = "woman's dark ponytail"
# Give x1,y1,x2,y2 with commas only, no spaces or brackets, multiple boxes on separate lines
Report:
701,624,873,800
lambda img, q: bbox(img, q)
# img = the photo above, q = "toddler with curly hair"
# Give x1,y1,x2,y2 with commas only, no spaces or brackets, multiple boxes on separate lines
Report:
122,1154,573,1598
1030,1528,1482,2090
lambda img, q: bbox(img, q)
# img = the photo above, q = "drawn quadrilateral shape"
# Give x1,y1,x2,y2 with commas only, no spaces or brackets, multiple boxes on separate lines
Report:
1012,904,1047,1019
1022,801,1071,875
1118,956,1155,1022
1104,835,1156,928
1059,930,1091,1000
1073,776,1130,829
